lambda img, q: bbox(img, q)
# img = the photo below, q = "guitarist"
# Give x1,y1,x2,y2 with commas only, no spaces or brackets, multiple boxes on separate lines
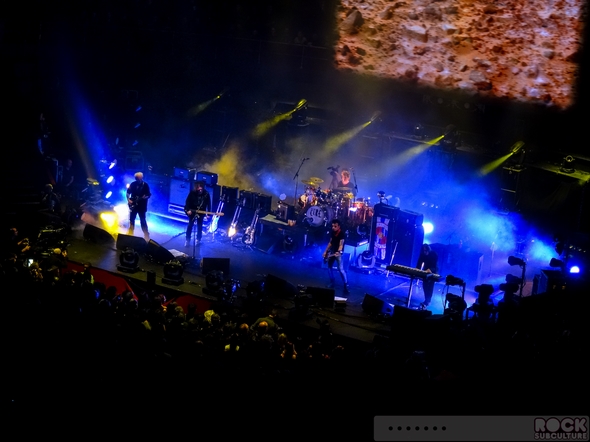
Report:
126,172,151,239
322,218,350,294
184,181,211,247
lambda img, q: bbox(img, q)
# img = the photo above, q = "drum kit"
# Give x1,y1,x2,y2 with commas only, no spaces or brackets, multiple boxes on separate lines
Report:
297,177,373,228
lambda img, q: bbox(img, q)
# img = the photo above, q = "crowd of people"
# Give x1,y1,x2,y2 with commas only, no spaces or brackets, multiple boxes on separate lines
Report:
4,216,587,426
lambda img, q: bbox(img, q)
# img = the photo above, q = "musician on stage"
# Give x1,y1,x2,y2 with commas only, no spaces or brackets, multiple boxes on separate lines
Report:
333,168,357,196
323,219,350,294
416,243,439,309
184,181,211,247
126,172,151,239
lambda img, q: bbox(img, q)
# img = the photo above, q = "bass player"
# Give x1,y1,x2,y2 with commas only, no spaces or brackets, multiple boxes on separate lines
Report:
184,181,211,247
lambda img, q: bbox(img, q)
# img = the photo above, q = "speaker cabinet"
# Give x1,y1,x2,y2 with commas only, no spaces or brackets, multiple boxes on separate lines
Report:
146,239,175,264
276,202,295,222
362,294,394,316
201,257,230,276
306,286,335,308
196,171,218,186
116,233,147,253
169,177,191,207
83,224,114,245
265,274,298,298
254,229,280,254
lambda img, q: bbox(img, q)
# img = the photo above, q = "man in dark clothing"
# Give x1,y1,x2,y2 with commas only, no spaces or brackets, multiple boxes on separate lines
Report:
184,181,211,246
126,172,151,239
323,219,349,294
416,243,439,308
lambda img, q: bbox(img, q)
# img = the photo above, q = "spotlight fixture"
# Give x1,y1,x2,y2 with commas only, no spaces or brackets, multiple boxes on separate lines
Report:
370,111,381,123
294,99,307,111
162,260,184,285
507,255,526,296
445,274,465,287
560,155,575,174
508,255,526,267
117,247,140,273
549,258,565,269
509,141,525,155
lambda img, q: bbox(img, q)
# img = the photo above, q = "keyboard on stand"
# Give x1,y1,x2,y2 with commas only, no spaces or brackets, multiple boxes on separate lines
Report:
386,264,442,281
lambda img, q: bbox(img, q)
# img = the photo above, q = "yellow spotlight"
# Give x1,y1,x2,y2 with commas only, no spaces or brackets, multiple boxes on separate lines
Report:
251,111,293,138
325,122,371,153
294,99,307,111
228,225,237,237
393,136,443,166
478,153,513,177
99,211,119,233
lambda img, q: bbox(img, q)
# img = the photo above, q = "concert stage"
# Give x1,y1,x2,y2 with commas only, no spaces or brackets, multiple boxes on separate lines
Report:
67,208,539,346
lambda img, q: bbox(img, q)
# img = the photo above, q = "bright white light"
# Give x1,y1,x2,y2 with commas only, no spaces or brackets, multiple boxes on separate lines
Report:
228,226,236,237
105,191,112,199
569,266,580,274
109,159,117,169
423,222,434,235
106,176,114,184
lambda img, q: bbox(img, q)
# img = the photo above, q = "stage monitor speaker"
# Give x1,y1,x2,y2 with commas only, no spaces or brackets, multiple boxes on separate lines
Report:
362,294,393,316
116,233,147,253
265,274,298,298
169,177,191,207
196,171,218,186
201,257,230,276
255,229,279,254
146,239,175,264
306,286,335,308
83,223,114,245
392,305,432,323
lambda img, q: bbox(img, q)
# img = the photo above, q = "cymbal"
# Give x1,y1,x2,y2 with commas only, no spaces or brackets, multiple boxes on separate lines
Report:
301,180,317,186
308,177,324,183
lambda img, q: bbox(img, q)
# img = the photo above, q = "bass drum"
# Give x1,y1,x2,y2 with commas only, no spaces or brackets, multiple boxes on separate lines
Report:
304,205,334,228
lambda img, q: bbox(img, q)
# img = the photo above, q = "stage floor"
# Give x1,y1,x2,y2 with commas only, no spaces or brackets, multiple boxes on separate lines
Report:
66,208,538,345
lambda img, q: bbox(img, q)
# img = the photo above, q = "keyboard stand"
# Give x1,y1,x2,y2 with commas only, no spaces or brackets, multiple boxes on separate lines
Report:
406,276,417,308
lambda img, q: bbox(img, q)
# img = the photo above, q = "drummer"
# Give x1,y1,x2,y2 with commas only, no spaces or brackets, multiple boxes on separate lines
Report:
332,168,357,197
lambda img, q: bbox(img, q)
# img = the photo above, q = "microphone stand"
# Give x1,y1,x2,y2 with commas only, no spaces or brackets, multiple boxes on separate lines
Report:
293,157,308,206
351,168,359,197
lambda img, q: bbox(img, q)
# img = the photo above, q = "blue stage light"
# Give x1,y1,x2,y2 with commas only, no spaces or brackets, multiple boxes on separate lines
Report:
106,176,114,184
423,222,434,235
105,191,112,199
569,266,580,274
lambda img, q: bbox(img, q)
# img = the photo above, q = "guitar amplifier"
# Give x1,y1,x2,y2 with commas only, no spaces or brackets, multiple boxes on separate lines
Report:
197,171,218,186
255,193,272,216
276,202,295,222
239,190,257,209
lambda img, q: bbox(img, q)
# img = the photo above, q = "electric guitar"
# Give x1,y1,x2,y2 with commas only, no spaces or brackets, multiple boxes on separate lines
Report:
128,195,147,210
323,252,338,263
242,207,260,245
208,195,226,233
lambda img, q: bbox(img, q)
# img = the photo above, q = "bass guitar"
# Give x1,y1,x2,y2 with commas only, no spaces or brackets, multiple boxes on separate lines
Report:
242,208,260,245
